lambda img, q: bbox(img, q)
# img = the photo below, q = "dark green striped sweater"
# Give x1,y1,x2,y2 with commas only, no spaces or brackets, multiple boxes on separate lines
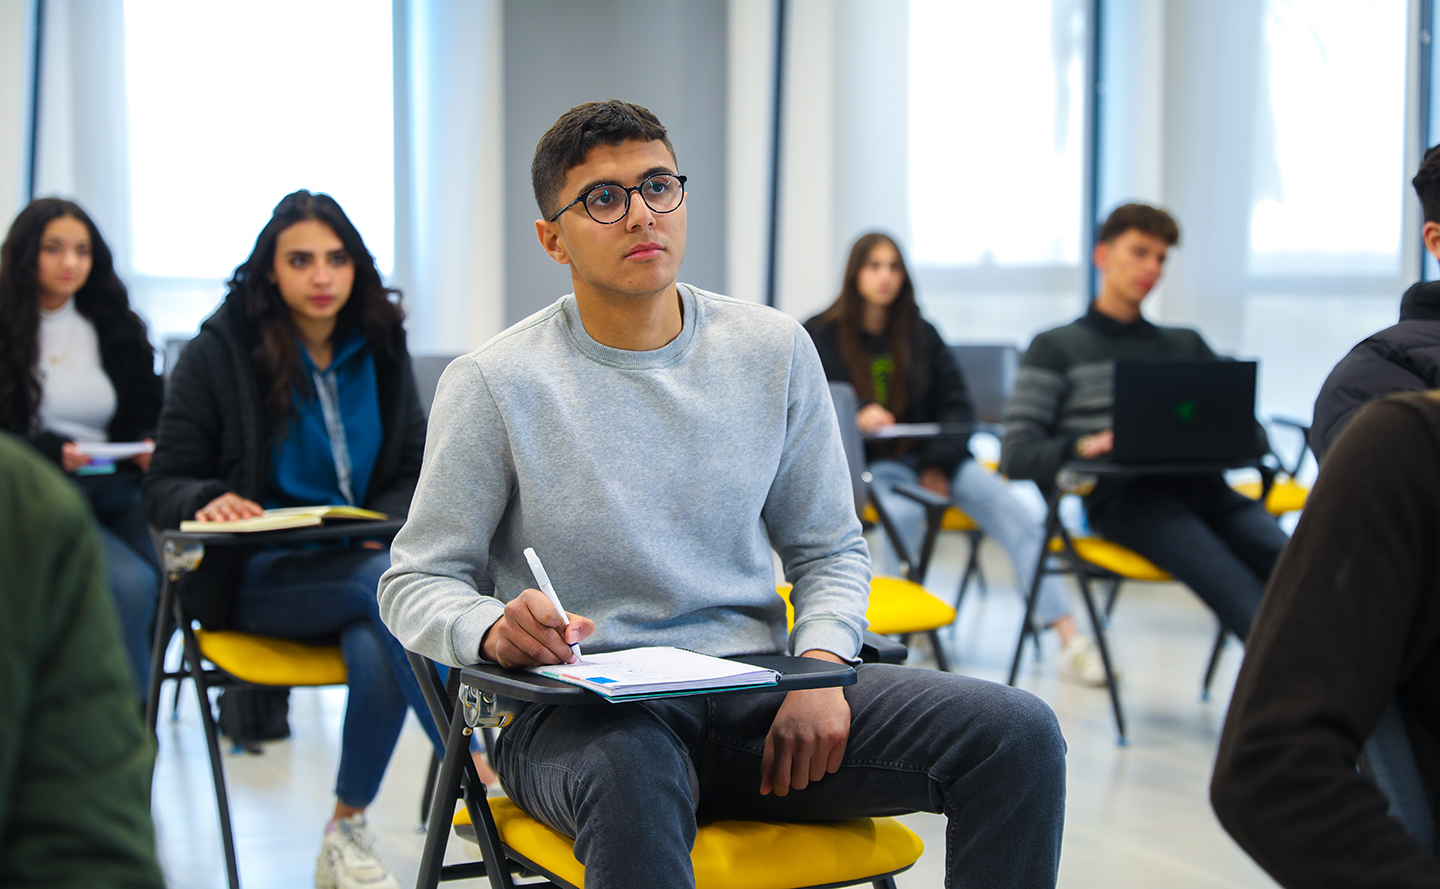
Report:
1000,305,1214,488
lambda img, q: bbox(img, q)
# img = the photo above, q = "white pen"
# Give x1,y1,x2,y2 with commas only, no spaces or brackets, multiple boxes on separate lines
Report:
523,547,582,661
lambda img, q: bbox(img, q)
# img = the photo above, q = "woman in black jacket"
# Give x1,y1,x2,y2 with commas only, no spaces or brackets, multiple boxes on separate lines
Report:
805,232,1103,684
144,190,435,889
0,198,163,701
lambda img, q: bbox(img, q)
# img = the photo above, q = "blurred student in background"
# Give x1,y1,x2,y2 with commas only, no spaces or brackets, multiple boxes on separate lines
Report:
1002,203,1287,644
0,198,163,703
143,190,438,889
0,430,165,887
805,232,1105,685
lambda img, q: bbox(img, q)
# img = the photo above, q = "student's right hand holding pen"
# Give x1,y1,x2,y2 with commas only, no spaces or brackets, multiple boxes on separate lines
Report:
480,588,594,669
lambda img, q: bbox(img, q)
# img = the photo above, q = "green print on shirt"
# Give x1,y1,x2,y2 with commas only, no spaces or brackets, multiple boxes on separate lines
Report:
870,355,894,409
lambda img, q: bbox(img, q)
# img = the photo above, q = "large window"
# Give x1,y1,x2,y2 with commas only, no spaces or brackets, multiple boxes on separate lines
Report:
904,0,1090,347
908,0,1087,267
124,0,394,335
1248,0,1408,275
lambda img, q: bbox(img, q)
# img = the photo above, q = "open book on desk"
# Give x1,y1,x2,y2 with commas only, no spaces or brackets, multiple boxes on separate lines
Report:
528,647,780,701
178,504,387,533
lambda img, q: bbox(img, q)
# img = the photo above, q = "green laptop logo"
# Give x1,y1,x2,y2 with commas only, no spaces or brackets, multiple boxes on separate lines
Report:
1173,399,1197,423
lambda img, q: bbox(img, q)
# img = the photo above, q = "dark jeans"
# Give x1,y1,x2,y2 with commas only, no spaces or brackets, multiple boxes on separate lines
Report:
77,475,161,701
495,664,1067,889
1088,474,1289,641
233,547,443,808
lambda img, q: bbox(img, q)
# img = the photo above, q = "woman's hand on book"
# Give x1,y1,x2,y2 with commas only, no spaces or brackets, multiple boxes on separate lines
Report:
130,438,154,472
60,442,91,473
195,493,264,523
481,588,595,669
855,403,895,434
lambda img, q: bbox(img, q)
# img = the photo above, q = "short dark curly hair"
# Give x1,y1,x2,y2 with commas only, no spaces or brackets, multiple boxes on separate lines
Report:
1413,144,1440,225
531,100,676,219
1097,202,1180,247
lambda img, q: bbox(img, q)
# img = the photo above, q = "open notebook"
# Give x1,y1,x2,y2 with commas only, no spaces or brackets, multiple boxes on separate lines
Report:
528,647,779,701
178,505,387,533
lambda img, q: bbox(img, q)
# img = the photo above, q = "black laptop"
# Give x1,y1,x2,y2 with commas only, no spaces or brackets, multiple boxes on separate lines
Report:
1108,359,1262,463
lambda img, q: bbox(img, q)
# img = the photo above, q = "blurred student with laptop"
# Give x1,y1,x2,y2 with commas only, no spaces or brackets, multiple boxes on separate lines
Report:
1001,203,1289,643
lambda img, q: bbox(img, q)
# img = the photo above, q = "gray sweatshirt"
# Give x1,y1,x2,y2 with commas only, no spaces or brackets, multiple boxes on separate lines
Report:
379,284,871,667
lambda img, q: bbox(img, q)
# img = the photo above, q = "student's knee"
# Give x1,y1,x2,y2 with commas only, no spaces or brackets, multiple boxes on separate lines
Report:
968,683,1067,777
503,708,698,843
582,718,698,805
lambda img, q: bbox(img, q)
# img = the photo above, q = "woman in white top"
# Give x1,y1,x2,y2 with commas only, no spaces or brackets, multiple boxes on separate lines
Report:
0,198,163,701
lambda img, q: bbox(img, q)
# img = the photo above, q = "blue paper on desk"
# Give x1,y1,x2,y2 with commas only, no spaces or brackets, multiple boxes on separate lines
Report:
528,647,779,701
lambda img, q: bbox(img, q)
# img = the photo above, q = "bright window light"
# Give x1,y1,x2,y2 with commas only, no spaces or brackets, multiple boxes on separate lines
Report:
1249,0,1407,275
908,0,1087,267
124,0,394,279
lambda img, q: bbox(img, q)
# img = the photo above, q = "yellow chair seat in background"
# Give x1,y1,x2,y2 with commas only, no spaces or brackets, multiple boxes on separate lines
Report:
777,581,957,638
1232,478,1309,516
194,629,347,687
1050,537,1173,583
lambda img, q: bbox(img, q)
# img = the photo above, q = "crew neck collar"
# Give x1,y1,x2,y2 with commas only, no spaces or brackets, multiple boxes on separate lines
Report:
560,283,698,369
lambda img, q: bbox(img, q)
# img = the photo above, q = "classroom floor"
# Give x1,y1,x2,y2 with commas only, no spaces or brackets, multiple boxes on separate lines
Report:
149,529,1279,888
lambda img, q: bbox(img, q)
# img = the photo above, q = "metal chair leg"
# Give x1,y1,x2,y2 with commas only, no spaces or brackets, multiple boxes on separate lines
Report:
1200,624,1229,701
420,751,441,830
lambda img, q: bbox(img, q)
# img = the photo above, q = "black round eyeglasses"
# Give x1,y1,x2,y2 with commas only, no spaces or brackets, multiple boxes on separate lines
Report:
548,174,687,224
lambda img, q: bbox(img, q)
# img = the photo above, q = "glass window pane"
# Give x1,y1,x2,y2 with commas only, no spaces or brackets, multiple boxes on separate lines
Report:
124,0,394,279
1248,0,1408,275
908,0,1088,267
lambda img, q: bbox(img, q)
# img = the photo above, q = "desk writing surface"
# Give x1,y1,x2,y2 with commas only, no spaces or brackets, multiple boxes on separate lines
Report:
161,518,406,548
1063,458,1260,477
864,422,981,441
461,655,856,706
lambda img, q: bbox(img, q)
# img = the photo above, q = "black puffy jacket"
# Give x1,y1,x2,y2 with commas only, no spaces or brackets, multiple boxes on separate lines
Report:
1311,280,1440,463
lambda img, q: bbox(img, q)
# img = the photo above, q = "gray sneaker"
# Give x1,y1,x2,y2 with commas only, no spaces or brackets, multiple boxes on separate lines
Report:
315,814,401,889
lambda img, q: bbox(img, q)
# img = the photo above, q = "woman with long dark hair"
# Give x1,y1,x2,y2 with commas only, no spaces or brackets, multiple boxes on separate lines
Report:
0,197,163,701
144,190,438,888
805,232,1105,685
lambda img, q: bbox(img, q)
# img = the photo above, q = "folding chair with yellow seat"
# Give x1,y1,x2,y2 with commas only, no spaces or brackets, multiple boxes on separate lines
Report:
775,583,952,666
144,520,404,889
862,497,989,608
1230,416,1313,518
1008,481,1232,745
828,382,960,670
940,343,1022,603
406,641,924,889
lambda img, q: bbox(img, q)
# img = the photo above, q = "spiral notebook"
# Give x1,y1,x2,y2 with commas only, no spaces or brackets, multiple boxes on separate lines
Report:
528,647,779,701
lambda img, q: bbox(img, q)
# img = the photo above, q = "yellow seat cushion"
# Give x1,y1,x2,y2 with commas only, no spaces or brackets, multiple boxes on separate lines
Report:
194,629,347,687
863,502,979,532
940,507,979,532
459,797,924,889
777,580,955,636
864,576,957,635
1232,478,1309,516
1049,537,1172,582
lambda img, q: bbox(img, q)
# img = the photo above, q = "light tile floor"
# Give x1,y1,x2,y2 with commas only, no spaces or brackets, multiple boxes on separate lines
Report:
149,531,1279,888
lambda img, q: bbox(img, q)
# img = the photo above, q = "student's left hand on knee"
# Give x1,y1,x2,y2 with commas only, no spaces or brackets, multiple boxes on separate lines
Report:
760,683,850,797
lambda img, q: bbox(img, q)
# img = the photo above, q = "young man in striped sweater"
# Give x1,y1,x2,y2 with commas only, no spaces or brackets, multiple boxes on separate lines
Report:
1000,203,1288,644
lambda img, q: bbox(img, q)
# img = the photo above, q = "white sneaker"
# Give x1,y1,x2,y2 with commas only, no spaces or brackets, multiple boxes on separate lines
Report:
315,814,401,889
1059,636,1113,688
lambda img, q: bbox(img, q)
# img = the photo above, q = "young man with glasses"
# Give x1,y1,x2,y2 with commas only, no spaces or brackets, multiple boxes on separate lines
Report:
380,100,1065,889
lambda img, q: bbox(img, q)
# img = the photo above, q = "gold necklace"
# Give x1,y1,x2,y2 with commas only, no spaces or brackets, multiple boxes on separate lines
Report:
44,307,79,365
